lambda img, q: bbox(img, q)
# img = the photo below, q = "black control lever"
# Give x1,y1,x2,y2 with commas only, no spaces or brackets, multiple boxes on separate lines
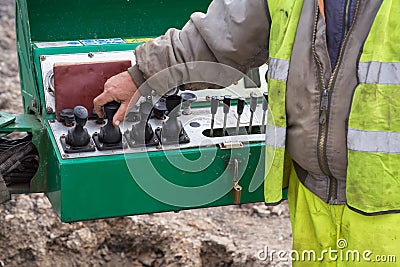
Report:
98,101,122,145
210,96,219,137
124,102,160,148
66,106,91,147
261,92,268,134
249,93,258,134
156,95,190,144
222,95,231,136
236,97,245,135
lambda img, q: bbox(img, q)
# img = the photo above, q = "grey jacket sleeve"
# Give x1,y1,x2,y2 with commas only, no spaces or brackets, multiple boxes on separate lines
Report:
128,0,270,96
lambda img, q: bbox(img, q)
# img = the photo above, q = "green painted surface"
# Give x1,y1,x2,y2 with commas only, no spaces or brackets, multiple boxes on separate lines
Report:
25,0,210,42
46,144,266,222
0,112,16,128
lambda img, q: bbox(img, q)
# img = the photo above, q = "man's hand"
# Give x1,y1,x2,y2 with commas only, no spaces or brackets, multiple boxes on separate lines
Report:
94,71,139,127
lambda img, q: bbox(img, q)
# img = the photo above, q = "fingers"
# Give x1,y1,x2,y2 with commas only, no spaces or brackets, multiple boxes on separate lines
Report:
93,91,114,118
113,102,128,127
112,90,141,127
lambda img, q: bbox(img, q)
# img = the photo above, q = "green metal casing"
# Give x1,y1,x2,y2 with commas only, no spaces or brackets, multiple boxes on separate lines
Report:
12,0,286,222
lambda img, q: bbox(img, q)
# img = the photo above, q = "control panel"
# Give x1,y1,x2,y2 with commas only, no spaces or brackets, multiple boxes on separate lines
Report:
40,51,268,160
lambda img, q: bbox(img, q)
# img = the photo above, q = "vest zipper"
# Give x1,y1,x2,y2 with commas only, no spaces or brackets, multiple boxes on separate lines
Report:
313,0,360,204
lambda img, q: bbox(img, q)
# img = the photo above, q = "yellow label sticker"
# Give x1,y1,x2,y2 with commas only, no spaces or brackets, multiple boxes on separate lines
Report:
124,38,154,44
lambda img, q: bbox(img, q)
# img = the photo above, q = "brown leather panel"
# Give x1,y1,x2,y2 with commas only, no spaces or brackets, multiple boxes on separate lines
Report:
53,60,131,120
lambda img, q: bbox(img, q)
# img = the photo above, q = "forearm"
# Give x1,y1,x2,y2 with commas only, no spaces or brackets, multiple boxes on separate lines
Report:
129,0,270,96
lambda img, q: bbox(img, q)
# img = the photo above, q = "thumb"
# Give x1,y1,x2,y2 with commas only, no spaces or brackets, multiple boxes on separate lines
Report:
113,102,128,127
113,90,142,127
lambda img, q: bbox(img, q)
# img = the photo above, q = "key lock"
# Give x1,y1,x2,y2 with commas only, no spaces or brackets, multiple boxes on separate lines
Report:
229,158,243,204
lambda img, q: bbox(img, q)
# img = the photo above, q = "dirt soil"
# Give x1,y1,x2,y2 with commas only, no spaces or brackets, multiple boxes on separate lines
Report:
0,1,292,266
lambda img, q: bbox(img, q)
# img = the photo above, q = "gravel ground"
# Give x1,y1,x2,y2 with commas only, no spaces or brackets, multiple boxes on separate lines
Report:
0,1,292,266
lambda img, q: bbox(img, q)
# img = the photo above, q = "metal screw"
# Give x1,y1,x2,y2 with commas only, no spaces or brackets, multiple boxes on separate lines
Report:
40,55,46,61
46,106,54,114
31,98,37,108
88,52,94,58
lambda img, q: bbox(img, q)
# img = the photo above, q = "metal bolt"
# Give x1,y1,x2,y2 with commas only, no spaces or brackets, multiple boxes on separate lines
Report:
88,52,94,58
46,106,54,114
31,98,37,108
40,55,46,61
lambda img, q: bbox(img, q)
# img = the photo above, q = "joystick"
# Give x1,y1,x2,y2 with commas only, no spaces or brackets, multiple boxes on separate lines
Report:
153,99,168,120
93,101,123,150
156,95,190,145
60,106,95,153
124,102,160,147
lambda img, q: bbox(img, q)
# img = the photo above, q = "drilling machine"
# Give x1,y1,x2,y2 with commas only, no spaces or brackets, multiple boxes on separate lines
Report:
0,0,286,222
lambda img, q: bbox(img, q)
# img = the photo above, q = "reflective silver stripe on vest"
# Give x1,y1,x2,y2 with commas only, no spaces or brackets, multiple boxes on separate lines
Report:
348,128,400,154
267,58,290,82
265,125,286,148
358,61,400,85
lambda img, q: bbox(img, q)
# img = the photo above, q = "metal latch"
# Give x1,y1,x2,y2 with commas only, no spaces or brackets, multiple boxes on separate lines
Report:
219,141,244,150
229,159,242,204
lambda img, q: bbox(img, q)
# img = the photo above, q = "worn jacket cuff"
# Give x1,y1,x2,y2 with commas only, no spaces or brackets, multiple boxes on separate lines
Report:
128,65,151,96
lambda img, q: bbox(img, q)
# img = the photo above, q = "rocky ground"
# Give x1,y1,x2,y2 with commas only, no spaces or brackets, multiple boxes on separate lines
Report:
0,1,292,266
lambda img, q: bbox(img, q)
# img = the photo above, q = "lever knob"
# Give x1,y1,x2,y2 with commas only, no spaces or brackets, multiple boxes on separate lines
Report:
153,101,167,120
104,101,120,121
237,97,245,115
262,92,269,111
211,96,219,115
74,106,88,127
250,93,258,112
60,108,75,127
166,95,182,116
181,92,197,115
223,95,231,114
